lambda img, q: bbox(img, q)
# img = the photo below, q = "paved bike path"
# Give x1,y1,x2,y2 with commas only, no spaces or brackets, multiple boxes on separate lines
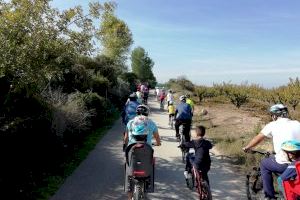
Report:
51,93,247,200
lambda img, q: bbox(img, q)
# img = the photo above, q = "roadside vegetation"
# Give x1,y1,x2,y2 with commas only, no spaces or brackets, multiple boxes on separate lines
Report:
166,77,300,170
0,0,156,199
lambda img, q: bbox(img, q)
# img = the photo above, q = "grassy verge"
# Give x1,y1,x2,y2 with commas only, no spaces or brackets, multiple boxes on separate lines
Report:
35,111,120,200
193,101,273,170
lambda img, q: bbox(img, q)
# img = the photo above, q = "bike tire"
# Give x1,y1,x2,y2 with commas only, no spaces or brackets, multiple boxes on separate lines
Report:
186,174,194,190
180,131,186,164
133,182,144,200
201,180,212,200
194,169,203,200
246,175,264,200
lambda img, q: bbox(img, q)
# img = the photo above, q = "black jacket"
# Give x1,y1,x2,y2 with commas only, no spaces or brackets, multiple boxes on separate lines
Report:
183,138,212,171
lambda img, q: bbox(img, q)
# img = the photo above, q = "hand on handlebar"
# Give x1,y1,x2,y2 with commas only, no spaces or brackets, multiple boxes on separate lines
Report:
242,147,251,153
152,142,161,146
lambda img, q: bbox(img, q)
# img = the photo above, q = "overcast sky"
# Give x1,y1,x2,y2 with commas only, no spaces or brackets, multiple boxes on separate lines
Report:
52,0,300,88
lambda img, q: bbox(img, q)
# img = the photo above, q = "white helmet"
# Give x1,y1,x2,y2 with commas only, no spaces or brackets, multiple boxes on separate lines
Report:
179,95,186,102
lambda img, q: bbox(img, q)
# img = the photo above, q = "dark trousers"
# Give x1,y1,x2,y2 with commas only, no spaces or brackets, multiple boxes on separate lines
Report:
175,119,191,142
260,156,288,198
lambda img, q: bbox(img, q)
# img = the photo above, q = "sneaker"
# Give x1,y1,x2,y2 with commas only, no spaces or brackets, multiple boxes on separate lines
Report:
184,171,189,179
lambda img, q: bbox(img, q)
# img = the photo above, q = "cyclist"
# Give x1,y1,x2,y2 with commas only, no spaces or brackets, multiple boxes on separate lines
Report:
159,89,166,108
136,88,143,104
185,94,194,113
277,140,300,196
121,93,140,127
141,83,149,104
175,95,193,142
155,87,161,101
180,126,212,185
123,105,161,200
166,89,174,106
243,104,300,199
167,101,175,126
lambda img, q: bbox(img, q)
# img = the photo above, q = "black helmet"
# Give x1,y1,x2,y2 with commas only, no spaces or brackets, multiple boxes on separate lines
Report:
269,104,288,117
136,105,149,116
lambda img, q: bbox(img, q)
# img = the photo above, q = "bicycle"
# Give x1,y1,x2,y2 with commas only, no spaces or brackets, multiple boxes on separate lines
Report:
245,149,284,200
160,99,165,110
178,124,186,163
181,149,212,200
169,114,175,129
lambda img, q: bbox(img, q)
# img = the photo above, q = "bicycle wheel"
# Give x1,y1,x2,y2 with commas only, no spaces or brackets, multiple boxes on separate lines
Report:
193,168,203,199
180,130,186,164
186,173,194,190
133,182,144,200
246,173,264,200
201,180,212,200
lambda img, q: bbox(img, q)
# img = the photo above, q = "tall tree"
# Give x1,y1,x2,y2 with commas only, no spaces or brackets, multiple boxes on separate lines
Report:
131,46,156,86
97,4,133,70
0,0,106,92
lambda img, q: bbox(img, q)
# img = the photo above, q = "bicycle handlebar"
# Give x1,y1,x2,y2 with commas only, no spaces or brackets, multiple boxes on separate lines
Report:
247,149,273,156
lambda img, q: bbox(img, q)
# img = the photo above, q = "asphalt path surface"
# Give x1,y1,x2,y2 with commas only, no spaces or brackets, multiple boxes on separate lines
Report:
51,93,247,200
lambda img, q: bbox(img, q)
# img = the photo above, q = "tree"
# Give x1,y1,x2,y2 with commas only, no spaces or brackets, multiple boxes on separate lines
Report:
0,0,105,93
97,4,133,69
131,46,156,86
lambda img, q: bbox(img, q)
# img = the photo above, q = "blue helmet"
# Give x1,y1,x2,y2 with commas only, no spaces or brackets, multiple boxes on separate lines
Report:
281,140,300,152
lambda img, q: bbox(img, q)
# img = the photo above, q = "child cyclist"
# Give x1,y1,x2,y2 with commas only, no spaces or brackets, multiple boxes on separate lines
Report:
277,140,300,197
180,126,212,185
167,101,175,126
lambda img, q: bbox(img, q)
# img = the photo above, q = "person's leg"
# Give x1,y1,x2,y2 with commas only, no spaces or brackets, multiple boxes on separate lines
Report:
175,120,181,138
201,170,210,185
183,120,191,142
185,153,192,172
260,156,288,198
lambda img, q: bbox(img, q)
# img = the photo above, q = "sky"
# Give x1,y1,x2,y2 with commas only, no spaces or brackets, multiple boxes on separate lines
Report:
51,0,300,88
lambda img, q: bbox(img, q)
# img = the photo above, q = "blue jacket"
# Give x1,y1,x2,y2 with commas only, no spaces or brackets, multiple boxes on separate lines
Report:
175,102,192,120
122,101,140,125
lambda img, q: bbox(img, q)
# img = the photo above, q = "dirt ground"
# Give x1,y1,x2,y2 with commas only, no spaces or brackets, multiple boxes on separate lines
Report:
195,103,263,134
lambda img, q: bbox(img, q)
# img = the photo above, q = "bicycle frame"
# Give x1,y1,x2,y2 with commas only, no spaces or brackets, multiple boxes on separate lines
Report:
245,150,284,200
191,166,212,200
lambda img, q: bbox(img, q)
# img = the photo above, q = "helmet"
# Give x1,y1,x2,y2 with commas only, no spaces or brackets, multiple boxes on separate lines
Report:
136,105,149,116
168,89,172,93
281,140,300,152
269,104,288,116
169,101,173,105
179,95,186,102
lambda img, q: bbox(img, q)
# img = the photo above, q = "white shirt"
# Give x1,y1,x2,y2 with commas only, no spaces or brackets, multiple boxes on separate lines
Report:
261,118,300,164
167,93,174,102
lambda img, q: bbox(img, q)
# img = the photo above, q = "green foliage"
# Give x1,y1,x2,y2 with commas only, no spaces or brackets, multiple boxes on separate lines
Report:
283,78,300,110
167,76,194,93
97,5,133,65
221,82,249,109
131,46,157,87
0,0,105,92
194,86,218,103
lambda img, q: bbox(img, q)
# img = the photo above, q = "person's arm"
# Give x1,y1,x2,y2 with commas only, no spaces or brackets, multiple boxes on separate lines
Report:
153,131,161,146
243,133,265,152
280,165,297,181
182,141,194,148
123,131,129,151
